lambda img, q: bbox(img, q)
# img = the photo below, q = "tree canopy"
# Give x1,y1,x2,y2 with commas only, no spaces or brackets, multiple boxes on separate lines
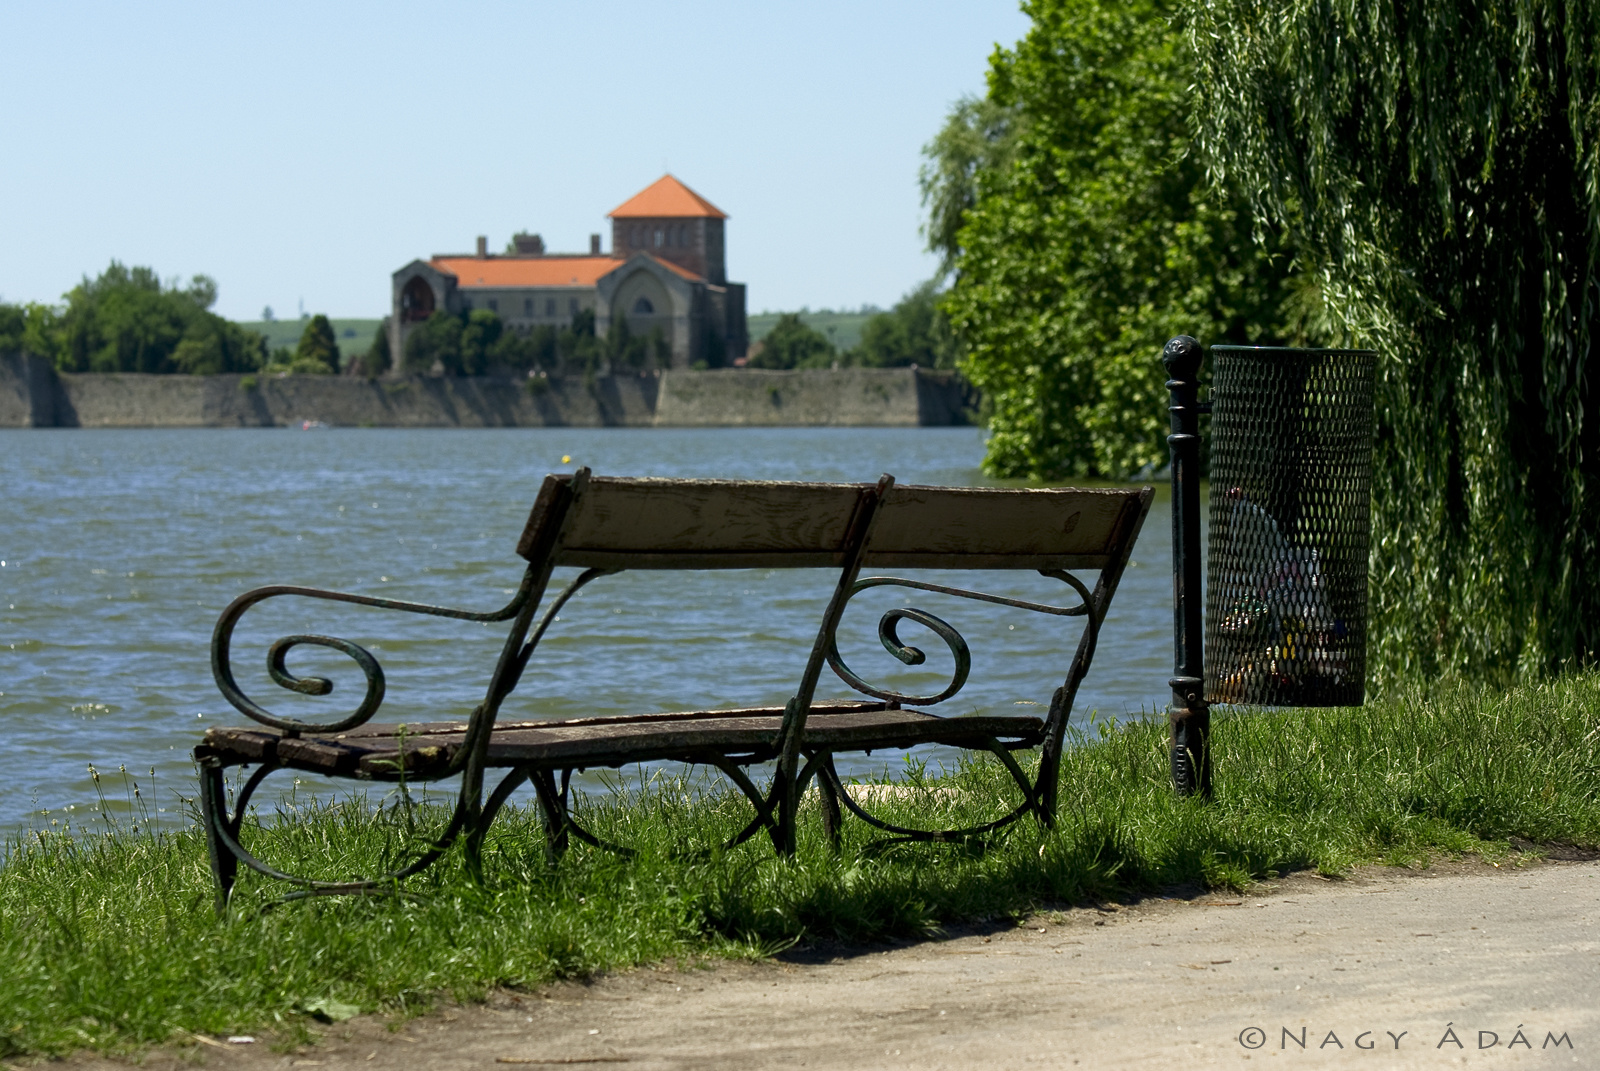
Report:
746,314,835,370
1188,0,1600,680
934,0,1301,480
2,262,265,375
401,306,626,377
286,314,340,374
849,283,959,369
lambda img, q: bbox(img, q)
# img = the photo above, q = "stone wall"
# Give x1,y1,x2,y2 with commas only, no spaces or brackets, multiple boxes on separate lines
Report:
0,354,974,428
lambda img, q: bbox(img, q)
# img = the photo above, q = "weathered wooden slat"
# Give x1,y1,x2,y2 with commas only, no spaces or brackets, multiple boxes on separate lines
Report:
326,700,889,740
522,477,864,565
203,708,1047,779
866,485,1141,570
516,474,1148,572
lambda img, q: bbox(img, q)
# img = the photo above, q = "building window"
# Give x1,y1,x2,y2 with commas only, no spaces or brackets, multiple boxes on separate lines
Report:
488,299,498,312
654,229,664,248
633,296,655,315
546,298,556,316
400,276,435,322
569,298,579,316
524,298,533,316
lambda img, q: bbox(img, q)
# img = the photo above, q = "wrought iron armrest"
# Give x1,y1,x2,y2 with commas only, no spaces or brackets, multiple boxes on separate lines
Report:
211,567,540,735
824,570,1100,707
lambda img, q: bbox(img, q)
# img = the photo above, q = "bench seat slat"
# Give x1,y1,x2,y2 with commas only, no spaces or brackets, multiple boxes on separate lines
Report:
200,707,1047,780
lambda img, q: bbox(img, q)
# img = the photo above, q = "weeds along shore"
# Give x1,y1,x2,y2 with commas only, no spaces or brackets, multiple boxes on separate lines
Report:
3,674,1598,1058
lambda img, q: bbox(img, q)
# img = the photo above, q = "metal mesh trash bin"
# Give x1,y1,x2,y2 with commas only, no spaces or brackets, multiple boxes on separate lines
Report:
1162,337,1378,797
1203,347,1377,707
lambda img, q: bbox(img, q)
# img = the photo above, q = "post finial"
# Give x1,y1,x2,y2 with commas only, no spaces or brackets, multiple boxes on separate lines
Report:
1162,335,1203,378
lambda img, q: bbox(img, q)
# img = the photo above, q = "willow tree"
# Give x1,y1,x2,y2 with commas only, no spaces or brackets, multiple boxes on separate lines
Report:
1188,0,1600,680
936,0,1300,481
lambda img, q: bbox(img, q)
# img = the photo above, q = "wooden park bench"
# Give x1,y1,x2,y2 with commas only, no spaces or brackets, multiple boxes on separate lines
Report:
195,470,1152,905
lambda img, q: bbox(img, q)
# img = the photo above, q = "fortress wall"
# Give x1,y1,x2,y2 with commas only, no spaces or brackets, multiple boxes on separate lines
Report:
0,357,970,429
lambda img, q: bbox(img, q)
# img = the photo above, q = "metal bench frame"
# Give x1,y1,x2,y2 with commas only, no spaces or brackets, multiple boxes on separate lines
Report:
195,469,1151,907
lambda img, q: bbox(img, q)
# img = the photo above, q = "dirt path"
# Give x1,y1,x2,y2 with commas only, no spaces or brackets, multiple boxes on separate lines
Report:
65,859,1599,1070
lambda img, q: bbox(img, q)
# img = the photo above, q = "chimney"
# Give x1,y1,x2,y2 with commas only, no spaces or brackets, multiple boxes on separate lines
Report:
590,233,602,255
476,235,488,257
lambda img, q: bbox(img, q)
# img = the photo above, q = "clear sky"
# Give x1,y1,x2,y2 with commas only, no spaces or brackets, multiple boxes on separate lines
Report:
0,1,1031,322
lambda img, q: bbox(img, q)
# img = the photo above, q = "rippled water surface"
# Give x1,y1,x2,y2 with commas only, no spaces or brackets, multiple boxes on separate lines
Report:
0,427,1173,829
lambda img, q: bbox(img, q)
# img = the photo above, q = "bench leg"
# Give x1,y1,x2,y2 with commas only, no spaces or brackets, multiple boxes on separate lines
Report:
770,768,799,856
813,754,843,851
197,759,238,914
532,769,571,861
1034,744,1061,831
465,767,534,878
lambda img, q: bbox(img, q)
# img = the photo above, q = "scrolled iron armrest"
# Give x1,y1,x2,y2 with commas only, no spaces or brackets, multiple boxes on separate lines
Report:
824,572,1099,707
211,570,536,734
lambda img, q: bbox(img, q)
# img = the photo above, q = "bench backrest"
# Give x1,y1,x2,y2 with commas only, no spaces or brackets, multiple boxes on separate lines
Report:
517,474,1149,573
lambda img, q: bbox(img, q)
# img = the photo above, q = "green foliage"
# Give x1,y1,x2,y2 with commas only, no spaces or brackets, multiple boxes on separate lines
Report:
6,262,265,375
1187,0,1600,680
557,307,601,374
746,313,835,369
1,674,1595,1057
0,302,60,359
937,0,1300,480
605,315,668,371
403,307,605,376
349,324,390,379
918,96,1026,276
276,314,340,375
402,311,473,375
846,281,958,369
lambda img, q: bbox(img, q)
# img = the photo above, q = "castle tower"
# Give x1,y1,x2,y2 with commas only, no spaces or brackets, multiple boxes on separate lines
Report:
608,175,727,284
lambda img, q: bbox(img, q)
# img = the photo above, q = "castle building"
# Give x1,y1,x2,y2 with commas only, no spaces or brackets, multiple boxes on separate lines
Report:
389,175,747,370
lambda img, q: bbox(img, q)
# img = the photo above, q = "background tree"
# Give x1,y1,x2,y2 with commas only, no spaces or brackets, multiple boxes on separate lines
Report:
605,316,667,371
277,313,340,374
557,308,602,375
746,313,835,369
847,282,959,368
935,0,1300,480
918,96,1025,277
0,302,60,359
1188,0,1600,680
347,323,390,378
403,311,463,374
32,263,264,374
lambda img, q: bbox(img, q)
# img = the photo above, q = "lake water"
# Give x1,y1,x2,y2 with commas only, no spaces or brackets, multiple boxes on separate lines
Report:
0,427,1174,831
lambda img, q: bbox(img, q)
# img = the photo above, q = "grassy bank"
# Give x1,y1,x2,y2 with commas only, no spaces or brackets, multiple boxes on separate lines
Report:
4,675,1598,1058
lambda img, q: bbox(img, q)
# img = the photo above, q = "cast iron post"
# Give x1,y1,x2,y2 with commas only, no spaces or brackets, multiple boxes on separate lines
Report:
1163,335,1211,797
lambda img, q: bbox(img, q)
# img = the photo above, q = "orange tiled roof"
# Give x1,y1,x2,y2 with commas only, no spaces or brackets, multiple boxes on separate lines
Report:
608,175,727,219
430,255,623,288
645,254,704,281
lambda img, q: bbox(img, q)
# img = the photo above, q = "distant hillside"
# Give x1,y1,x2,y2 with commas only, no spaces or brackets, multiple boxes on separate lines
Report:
747,310,880,353
240,318,383,354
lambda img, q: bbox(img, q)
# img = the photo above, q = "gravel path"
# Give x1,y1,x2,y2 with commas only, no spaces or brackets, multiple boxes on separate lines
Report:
66,859,1599,1070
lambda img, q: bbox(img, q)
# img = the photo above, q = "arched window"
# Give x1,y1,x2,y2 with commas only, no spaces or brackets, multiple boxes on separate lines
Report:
632,296,655,315
400,277,435,322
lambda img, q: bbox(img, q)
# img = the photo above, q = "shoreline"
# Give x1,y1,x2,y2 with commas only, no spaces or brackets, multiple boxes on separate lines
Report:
0,355,977,429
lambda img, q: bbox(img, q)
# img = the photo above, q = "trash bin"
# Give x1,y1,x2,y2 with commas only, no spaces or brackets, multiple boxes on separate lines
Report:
1203,346,1378,707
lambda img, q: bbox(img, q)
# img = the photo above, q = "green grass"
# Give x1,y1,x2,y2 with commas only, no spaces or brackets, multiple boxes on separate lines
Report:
4,674,1598,1058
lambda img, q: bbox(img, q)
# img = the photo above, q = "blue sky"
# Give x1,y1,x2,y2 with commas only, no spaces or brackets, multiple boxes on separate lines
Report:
0,2,1031,322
